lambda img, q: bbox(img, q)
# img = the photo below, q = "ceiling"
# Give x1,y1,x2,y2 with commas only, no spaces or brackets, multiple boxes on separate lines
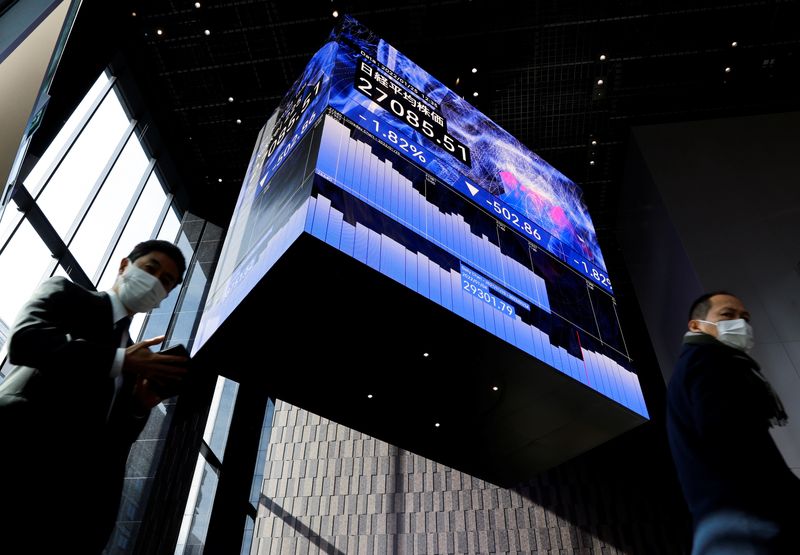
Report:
42,0,799,229
22,0,800,389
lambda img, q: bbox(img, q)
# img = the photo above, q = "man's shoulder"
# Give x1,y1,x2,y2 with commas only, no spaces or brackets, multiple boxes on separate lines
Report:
680,337,735,360
681,338,751,364
40,276,96,294
34,277,107,306
672,341,723,378
672,339,754,388
40,276,77,291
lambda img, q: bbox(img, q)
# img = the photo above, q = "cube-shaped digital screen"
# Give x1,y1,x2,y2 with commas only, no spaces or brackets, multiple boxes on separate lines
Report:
194,16,647,481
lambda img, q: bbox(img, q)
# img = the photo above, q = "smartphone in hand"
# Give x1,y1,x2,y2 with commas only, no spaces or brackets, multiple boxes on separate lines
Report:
159,343,190,358
152,344,191,397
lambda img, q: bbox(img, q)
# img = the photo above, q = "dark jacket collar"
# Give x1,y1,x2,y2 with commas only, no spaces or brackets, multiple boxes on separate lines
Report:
682,332,760,370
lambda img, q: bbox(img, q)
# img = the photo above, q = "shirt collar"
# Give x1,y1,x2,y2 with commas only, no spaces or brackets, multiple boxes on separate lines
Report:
106,290,130,324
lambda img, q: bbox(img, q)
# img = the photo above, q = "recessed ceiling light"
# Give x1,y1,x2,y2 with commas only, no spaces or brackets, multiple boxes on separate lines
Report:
156,29,163,36
597,79,604,85
471,67,478,73
724,67,731,73
332,10,339,17
492,386,499,391
473,91,479,97
236,118,242,124
195,2,201,7
228,96,234,102
131,12,137,17
434,422,440,427
217,178,223,183
423,352,429,357
204,29,211,36
591,140,597,145
590,160,595,165
455,77,460,85
599,54,606,61
731,41,738,47
367,394,373,399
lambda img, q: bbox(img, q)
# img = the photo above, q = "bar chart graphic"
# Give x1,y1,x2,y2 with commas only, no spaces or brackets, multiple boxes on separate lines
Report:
310,113,647,417
195,18,650,479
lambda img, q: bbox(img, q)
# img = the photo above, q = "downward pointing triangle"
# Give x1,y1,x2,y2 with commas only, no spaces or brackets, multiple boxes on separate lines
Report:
465,182,479,196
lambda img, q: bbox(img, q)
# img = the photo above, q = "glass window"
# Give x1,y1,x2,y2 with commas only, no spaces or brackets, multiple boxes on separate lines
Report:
0,218,54,325
157,205,181,242
240,398,275,555
23,72,111,197
0,199,22,252
174,228,197,273
239,516,254,555
175,457,220,555
169,262,207,348
96,172,168,291
128,312,147,345
93,174,174,344
248,398,275,506
0,316,9,360
51,265,69,279
70,135,149,278
36,87,130,239
137,284,181,344
203,377,240,462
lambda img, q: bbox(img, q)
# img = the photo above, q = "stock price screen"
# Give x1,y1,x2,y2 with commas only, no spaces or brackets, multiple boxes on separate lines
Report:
195,15,647,418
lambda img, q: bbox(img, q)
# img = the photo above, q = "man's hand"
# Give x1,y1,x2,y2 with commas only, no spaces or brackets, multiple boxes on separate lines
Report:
125,336,190,413
132,376,167,411
123,335,189,384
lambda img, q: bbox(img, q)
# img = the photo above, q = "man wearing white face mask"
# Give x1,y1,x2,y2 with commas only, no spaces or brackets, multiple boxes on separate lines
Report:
666,291,800,554
0,239,189,554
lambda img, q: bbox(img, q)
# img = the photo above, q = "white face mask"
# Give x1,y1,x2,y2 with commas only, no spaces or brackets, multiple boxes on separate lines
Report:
116,261,168,313
697,318,754,353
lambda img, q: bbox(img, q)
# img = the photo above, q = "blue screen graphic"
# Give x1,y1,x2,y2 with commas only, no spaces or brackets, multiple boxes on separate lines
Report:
256,42,336,190
313,113,647,417
326,16,612,292
196,16,648,418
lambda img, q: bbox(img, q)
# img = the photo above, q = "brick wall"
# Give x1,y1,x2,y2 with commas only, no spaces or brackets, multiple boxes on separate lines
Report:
251,401,689,554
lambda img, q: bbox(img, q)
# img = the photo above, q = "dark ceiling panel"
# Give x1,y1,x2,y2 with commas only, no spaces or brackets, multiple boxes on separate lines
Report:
30,0,800,317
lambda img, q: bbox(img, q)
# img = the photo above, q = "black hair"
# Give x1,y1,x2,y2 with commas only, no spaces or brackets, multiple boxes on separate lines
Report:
127,239,187,283
688,290,734,321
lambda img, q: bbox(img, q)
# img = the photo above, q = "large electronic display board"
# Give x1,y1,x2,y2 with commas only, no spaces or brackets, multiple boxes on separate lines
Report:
195,16,648,420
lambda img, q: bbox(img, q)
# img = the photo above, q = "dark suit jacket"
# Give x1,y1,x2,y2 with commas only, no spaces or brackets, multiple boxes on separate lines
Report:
666,333,800,528
0,277,149,553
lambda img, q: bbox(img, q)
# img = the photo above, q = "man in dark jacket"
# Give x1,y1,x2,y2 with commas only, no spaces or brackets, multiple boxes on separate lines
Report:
667,291,800,554
0,240,189,554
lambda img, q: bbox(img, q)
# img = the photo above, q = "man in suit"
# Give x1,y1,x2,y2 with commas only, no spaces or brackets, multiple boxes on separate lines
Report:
666,291,800,554
0,239,189,554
